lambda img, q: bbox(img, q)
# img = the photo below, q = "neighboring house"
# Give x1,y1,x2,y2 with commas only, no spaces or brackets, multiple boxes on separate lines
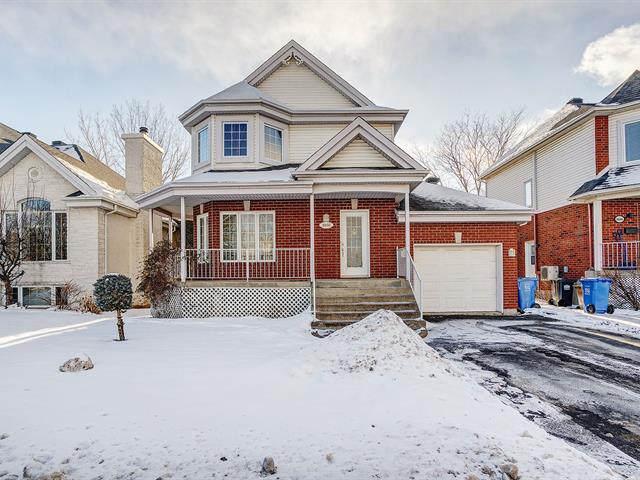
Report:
0,123,166,306
482,70,640,295
138,40,530,323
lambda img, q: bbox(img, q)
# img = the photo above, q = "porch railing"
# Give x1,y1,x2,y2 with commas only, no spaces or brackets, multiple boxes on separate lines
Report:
602,241,640,270
397,247,423,317
178,248,310,280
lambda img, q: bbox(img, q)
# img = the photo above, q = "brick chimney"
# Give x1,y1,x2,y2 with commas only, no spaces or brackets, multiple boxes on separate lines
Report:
594,116,609,175
122,127,164,196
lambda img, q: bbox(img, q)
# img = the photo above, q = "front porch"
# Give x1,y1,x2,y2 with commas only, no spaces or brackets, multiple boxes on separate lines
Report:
601,240,640,269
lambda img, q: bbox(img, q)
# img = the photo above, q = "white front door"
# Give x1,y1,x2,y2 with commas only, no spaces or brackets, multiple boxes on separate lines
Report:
524,241,536,277
340,210,370,277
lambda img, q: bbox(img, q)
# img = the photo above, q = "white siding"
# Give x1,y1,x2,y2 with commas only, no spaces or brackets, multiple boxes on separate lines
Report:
257,62,356,109
322,139,395,169
608,108,640,168
485,154,534,207
536,119,595,212
289,123,394,164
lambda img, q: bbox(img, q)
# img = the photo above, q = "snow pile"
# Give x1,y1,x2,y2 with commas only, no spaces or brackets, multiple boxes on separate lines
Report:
411,181,528,211
306,310,453,376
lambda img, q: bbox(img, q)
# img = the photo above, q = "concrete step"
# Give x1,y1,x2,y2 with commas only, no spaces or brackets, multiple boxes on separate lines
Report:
311,318,426,331
315,301,417,312
315,287,413,297
315,309,420,321
316,294,416,304
316,278,406,288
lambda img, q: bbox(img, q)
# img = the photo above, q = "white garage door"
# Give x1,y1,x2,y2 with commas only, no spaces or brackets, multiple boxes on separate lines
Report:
414,244,500,313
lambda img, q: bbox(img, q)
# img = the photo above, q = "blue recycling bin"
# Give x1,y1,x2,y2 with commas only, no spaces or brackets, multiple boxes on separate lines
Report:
517,277,540,312
579,278,614,314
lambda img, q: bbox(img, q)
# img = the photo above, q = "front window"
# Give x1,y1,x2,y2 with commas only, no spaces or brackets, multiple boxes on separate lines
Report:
223,122,248,157
197,126,210,164
264,125,283,162
196,213,209,263
524,180,533,208
2,198,67,262
221,212,274,261
625,121,640,162
22,286,52,307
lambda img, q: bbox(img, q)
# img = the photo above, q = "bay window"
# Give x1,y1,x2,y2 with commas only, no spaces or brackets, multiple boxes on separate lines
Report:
223,122,248,157
197,126,210,164
264,125,283,162
221,211,275,261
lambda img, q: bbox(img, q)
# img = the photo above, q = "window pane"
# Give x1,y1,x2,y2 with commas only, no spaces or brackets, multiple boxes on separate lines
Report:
4,212,19,257
55,212,67,260
25,211,52,261
524,181,532,208
222,214,237,260
21,198,50,211
259,213,274,260
625,122,640,162
264,125,283,162
23,287,51,307
198,127,209,163
240,213,256,260
223,123,248,157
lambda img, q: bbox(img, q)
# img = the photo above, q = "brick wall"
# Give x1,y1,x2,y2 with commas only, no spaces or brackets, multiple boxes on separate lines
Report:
595,115,609,175
601,199,640,242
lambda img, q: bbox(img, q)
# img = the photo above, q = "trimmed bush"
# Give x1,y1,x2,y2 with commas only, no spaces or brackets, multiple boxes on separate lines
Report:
94,274,133,341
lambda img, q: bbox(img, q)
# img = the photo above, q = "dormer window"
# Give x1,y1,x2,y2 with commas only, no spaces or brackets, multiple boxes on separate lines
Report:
264,125,283,162
223,122,248,157
197,126,209,164
625,120,640,162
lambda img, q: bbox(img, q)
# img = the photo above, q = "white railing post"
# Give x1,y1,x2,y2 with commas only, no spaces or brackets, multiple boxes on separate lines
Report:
309,193,316,316
180,197,186,283
404,191,411,279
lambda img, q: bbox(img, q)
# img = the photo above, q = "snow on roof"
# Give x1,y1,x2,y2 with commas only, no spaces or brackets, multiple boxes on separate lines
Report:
572,163,640,197
51,142,84,162
175,166,296,184
404,182,529,212
57,158,138,209
205,81,283,105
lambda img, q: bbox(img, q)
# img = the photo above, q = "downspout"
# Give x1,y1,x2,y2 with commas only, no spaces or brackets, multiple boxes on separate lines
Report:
104,205,118,275
533,151,539,274
587,203,593,269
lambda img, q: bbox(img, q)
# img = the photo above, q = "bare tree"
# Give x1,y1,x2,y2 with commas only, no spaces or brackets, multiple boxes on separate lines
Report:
0,179,50,307
69,99,189,182
422,109,526,194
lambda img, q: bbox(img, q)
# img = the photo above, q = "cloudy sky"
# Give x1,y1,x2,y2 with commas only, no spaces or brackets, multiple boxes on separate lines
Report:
2,0,639,160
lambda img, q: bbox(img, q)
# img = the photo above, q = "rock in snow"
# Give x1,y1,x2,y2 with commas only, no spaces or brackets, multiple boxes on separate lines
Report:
260,457,277,476
58,356,94,373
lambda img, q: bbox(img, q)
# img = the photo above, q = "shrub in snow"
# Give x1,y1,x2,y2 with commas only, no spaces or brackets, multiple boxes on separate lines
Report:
59,356,94,373
79,294,101,314
137,240,179,306
93,274,132,341
260,457,277,476
605,269,640,310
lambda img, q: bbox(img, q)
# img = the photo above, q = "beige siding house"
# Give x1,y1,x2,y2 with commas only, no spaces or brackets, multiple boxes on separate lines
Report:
0,123,165,306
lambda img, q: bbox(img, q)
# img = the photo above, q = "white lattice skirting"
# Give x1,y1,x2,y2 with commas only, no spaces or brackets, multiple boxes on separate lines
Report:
151,286,311,319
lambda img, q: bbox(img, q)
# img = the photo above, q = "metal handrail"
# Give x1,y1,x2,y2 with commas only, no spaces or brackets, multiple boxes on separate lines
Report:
601,241,640,269
397,247,423,317
178,248,311,280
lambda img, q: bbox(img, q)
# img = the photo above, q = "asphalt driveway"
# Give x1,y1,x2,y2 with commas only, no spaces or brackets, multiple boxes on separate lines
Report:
427,314,640,478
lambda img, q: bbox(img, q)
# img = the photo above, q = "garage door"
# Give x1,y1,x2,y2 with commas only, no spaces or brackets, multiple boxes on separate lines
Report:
414,245,500,313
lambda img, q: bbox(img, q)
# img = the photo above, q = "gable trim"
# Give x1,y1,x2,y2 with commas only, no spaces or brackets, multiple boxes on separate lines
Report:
245,40,374,108
296,117,427,173
0,134,97,196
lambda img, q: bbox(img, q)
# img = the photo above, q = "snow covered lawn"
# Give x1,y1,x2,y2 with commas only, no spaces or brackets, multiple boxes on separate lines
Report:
0,309,624,479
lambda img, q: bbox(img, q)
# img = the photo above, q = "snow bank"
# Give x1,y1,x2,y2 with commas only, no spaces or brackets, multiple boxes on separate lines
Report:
310,309,450,375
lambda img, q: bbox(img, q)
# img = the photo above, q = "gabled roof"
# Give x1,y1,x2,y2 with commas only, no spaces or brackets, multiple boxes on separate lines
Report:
571,163,640,199
295,117,427,173
601,70,640,105
245,40,375,107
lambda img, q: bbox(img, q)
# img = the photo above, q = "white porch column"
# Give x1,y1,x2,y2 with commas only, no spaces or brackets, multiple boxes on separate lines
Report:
593,200,603,271
148,208,154,249
404,191,411,275
180,197,187,283
309,193,316,315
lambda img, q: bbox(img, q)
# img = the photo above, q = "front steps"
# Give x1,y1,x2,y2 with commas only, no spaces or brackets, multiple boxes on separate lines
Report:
312,278,425,331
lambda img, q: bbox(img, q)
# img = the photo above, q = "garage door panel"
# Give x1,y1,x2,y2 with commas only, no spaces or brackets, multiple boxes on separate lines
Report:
415,245,499,313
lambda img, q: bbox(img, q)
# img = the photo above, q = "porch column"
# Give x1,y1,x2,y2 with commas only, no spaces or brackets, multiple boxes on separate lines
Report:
180,196,187,283
593,200,603,270
404,191,411,274
310,193,316,315
148,208,154,249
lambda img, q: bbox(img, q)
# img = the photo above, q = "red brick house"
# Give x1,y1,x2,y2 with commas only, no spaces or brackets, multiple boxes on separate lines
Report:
137,40,531,322
482,70,640,299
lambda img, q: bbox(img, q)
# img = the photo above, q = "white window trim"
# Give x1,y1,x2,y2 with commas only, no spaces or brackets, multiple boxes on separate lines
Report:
219,211,276,263
221,121,250,160
263,124,284,164
524,179,533,208
1,209,68,263
196,213,209,250
622,118,640,164
259,116,288,166
197,125,210,164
